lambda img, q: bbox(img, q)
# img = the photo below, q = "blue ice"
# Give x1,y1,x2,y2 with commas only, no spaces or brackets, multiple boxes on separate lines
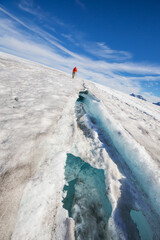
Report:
75,90,160,239
63,153,112,239
130,210,153,240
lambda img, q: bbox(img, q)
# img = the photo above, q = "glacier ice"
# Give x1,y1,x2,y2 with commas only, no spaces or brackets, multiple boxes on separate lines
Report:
130,210,153,240
72,90,160,239
63,153,112,240
1,53,160,240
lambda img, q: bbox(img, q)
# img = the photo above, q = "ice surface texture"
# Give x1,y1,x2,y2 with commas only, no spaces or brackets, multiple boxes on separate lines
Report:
63,153,112,240
73,90,160,239
1,52,160,240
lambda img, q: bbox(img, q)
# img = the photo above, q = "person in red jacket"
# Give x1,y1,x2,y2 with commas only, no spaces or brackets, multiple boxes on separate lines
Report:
72,66,77,78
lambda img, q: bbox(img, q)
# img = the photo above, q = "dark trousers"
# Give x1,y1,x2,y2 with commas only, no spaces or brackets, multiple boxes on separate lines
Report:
72,72,76,78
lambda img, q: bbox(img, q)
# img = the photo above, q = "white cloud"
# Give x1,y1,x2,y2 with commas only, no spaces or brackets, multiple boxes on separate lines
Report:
18,0,39,16
0,5,34,32
83,41,132,60
142,92,160,103
18,0,65,27
129,76,160,82
0,5,160,102
61,33,75,43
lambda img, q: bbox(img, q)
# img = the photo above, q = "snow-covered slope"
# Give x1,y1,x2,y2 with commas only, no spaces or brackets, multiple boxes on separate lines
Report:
0,52,160,240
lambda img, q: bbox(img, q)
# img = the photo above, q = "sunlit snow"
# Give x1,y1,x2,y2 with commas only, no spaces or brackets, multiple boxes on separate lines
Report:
0,52,160,240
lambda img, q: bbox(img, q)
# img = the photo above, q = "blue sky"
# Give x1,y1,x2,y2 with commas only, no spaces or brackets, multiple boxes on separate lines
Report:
0,0,160,102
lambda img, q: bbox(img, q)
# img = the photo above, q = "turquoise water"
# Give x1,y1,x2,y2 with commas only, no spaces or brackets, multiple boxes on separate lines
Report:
63,153,112,239
63,178,77,217
130,210,153,240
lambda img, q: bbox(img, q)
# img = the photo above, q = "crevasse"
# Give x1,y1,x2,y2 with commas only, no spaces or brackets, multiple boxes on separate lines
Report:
79,90,160,215
62,90,160,240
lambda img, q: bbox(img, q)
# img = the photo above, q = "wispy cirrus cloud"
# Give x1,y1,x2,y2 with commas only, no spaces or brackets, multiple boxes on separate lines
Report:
75,0,86,10
0,5,160,102
0,5,34,31
83,41,132,61
18,0,40,16
18,0,65,26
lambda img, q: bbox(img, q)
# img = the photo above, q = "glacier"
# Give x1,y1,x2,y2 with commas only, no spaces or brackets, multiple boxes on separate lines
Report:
0,52,160,240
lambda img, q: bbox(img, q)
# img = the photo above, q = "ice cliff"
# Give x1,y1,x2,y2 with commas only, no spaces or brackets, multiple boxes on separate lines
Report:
0,52,160,240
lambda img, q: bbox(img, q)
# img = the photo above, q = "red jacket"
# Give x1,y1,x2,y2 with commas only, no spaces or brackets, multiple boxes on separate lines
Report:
73,67,77,72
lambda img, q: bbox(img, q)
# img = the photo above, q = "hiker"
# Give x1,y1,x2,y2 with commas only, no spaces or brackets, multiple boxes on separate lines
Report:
72,66,77,78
